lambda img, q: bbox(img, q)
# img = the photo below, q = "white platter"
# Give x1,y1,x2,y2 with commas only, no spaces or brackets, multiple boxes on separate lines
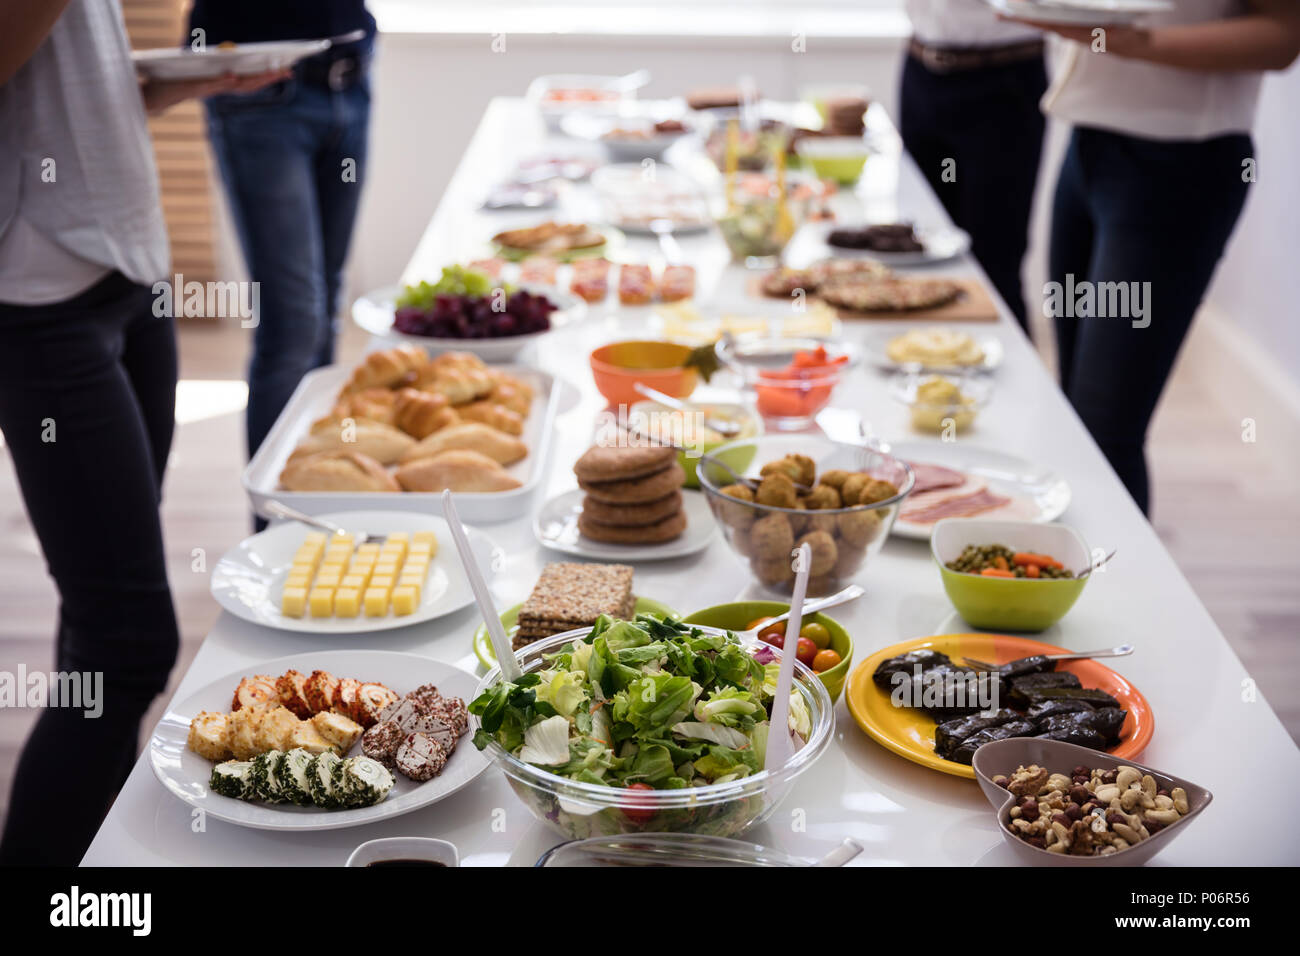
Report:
242,363,561,524
877,441,1071,540
351,284,585,362
148,650,488,831
210,511,499,634
807,222,971,267
861,326,1004,374
132,40,330,81
985,0,1171,26
534,488,716,561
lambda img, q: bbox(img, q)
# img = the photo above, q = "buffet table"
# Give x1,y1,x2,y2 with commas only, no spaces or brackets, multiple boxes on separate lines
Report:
83,98,1300,866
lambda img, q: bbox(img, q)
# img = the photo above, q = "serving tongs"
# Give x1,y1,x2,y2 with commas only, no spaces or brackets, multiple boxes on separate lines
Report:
961,643,1135,675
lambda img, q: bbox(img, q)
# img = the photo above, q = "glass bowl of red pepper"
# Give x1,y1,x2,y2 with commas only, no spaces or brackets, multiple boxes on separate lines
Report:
717,338,856,431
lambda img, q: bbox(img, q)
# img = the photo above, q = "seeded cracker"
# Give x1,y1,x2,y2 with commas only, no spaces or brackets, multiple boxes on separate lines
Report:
515,562,634,647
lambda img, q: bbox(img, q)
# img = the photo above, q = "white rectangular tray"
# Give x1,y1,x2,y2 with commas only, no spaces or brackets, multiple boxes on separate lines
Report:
242,363,560,524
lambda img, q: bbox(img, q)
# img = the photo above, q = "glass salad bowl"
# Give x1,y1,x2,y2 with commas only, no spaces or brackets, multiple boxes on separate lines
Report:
471,625,834,840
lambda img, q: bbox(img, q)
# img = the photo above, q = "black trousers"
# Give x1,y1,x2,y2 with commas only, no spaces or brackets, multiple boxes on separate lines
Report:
900,52,1047,332
0,271,179,865
1050,127,1253,515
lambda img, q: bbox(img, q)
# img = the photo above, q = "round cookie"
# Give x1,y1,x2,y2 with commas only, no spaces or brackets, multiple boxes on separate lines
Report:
580,490,682,527
574,443,677,484
579,462,685,504
579,508,687,544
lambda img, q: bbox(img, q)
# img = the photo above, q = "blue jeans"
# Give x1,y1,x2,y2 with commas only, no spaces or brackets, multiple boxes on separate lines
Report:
1050,127,1252,515
205,73,371,461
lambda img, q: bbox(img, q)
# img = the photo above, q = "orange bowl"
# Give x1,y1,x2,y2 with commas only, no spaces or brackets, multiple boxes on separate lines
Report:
589,340,699,408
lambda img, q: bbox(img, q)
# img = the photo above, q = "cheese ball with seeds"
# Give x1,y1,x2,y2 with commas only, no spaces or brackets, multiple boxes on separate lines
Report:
755,472,799,509
750,512,794,560
760,454,815,487
796,531,838,576
805,483,842,510
717,483,757,529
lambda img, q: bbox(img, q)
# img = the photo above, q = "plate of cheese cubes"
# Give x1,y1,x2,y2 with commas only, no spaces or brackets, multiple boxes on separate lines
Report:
209,511,499,633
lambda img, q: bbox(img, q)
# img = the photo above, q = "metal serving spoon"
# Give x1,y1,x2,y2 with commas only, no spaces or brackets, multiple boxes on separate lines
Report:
962,643,1136,674
732,584,864,642
258,499,387,545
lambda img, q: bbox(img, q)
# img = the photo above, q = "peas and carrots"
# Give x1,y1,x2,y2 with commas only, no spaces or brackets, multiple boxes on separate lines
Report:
946,543,1074,579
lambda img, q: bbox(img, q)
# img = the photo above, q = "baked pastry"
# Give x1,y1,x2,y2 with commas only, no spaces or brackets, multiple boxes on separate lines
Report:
414,365,494,405
288,418,415,465
454,399,524,436
393,387,457,439
400,422,527,466
331,387,398,425
395,450,523,493
279,451,400,492
338,344,427,394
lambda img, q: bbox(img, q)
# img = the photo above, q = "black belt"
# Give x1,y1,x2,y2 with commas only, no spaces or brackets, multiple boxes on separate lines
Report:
908,38,1044,75
296,48,370,91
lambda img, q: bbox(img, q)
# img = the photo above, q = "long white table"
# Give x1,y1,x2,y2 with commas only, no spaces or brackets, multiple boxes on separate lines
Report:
84,98,1300,866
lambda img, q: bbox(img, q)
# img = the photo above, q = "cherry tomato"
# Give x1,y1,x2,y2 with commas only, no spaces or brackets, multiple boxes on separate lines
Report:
760,629,785,649
622,782,657,824
745,616,774,632
795,637,818,667
800,621,831,649
812,648,842,673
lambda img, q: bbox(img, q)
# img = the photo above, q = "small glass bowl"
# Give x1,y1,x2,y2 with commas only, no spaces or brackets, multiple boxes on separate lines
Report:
890,369,993,434
717,336,857,431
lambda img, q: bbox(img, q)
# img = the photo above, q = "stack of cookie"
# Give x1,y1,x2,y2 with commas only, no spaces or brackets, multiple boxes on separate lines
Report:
515,562,635,649
574,444,687,544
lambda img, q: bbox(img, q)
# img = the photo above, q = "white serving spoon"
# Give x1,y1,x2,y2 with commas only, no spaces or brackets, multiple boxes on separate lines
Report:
764,542,811,772
442,490,520,681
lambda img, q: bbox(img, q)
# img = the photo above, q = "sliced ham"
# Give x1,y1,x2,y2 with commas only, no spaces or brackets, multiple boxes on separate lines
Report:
902,486,1012,524
906,461,967,495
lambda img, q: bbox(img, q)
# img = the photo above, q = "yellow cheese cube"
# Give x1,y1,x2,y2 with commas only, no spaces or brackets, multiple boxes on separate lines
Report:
395,579,422,603
408,541,435,560
285,572,312,590
368,574,394,592
334,587,361,618
293,545,323,566
314,569,342,588
373,562,399,580
341,574,367,591
411,530,436,548
309,588,334,617
303,531,328,547
355,543,381,557
391,586,419,616
281,587,308,618
401,556,430,578
364,588,390,616
323,546,352,567
387,531,410,544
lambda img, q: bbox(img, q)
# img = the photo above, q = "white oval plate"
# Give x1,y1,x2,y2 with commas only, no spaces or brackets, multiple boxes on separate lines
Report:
351,284,585,361
148,650,488,831
811,222,971,267
986,0,1170,27
534,488,716,562
210,511,499,634
875,441,1071,540
131,40,330,81
861,327,1004,374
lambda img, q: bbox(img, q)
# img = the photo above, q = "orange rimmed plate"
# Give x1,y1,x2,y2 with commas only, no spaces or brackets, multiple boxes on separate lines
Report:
845,634,1154,780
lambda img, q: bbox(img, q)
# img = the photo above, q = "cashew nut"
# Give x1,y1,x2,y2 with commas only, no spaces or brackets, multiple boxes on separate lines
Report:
1113,822,1143,843
1172,787,1189,814
1115,767,1141,790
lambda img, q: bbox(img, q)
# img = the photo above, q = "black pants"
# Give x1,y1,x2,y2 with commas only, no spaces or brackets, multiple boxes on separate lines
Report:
1050,127,1252,515
0,272,179,865
900,52,1047,331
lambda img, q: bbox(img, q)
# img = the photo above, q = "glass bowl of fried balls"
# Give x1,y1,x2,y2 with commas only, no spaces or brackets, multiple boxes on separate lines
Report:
699,435,914,597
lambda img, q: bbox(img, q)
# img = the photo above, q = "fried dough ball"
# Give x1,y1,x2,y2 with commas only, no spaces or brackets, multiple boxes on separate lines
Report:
839,473,869,506
750,512,794,559
796,530,838,577
837,508,883,548
753,555,795,588
808,512,839,537
805,483,842,510
760,454,815,488
716,483,757,529
755,472,798,509
819,469,852,490
856,478,899,505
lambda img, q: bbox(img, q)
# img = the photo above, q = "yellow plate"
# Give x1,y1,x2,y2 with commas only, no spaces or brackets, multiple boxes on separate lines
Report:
845,633,1154,780
472,596,677,668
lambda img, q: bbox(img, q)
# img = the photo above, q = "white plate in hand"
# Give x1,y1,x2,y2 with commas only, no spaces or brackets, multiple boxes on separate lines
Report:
132,40,330,81
985,0,1171,26
148,650,488,831
534,488,716,561
210,511,500,633
876,441,1071,540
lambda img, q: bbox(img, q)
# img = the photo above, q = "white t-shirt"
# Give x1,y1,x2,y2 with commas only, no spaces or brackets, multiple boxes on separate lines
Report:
906,0,1043,47
1043,0,1263,141
0,0,170,305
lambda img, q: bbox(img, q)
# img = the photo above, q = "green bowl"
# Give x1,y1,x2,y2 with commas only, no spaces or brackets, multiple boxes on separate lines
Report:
473,596,677,668
682,601,852,702
931,518,1090,632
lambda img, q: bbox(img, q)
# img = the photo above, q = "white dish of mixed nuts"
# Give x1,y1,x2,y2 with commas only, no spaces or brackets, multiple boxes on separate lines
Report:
970,738,1212,866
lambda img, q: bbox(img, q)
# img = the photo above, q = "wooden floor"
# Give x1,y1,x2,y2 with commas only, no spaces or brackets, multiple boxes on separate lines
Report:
1,314,1296,834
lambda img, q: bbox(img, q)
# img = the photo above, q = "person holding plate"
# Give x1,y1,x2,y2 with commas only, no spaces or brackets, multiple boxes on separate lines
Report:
1009,0,1300,515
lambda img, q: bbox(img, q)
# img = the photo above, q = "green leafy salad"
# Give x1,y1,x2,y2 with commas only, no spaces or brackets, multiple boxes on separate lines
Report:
469,615,811,789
